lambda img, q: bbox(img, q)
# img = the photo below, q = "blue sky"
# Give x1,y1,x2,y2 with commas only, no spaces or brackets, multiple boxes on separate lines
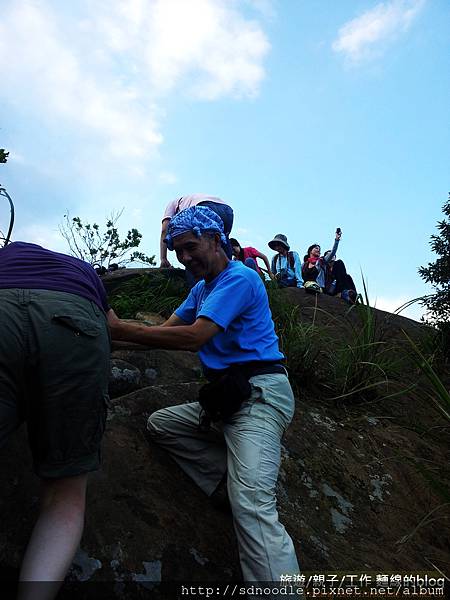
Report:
1,0,449,320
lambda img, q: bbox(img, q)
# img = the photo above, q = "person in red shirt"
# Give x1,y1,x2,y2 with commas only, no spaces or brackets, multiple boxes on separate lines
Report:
230,238,274,279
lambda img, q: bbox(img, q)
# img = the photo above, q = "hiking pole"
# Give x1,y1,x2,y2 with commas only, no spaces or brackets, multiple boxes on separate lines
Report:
0,184,15,246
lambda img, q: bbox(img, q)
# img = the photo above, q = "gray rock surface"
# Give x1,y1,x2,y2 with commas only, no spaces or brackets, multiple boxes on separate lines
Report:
1,284,448,597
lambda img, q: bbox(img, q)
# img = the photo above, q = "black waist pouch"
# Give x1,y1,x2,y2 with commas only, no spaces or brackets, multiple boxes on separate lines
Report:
198,365,252,424
198,362,286,431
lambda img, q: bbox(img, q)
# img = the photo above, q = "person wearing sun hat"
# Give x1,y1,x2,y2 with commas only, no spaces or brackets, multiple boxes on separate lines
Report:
268,234,303,288
108,206,300,584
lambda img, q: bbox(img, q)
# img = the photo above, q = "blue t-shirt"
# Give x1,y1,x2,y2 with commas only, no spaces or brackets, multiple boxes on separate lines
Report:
0,241,109,312
175,260,284,370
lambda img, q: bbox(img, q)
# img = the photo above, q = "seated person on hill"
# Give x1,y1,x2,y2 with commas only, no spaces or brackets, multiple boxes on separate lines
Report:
301,229,342,291
108,206,300,584
323,252,357,303
0,241,110,600
230,237,274,279
268,234,303,288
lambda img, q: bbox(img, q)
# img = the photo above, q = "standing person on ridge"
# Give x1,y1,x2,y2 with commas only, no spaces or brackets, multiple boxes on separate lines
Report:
159,193,234,268
108,206,300,584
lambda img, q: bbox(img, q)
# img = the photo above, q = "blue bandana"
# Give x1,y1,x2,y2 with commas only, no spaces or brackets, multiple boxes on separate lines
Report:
164,206,228,250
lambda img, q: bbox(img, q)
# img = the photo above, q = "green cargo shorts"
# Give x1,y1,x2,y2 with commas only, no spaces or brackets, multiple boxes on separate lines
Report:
0,288,111,479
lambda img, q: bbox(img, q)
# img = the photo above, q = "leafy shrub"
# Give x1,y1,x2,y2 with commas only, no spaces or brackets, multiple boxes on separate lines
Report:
60,210,155,270
418,193,450,325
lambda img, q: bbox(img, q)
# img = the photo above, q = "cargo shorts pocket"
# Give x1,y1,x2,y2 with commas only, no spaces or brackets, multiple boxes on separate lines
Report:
52,314,102,337
59,388,109,462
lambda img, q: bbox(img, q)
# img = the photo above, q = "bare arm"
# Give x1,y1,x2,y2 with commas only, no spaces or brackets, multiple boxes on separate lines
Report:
324,232,341,264
254,250,274,278
160,219,172,268
107,309,220,352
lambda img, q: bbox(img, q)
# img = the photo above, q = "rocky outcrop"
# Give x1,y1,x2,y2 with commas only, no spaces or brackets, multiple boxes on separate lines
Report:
109,346,202,399
1,283,448,597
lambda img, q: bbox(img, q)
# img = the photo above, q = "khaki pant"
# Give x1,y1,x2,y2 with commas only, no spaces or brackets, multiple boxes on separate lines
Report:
147,372,300,583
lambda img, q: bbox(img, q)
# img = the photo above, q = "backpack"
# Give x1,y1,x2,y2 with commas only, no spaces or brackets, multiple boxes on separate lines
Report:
304,281,322,294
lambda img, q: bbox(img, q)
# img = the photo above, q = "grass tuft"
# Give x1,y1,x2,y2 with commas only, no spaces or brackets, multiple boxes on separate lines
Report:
110,273,188,319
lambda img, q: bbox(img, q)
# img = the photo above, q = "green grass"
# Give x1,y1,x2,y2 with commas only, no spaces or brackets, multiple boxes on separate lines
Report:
109,272,447,412
265,279,416,402
403,329,450,423
315,279,407,403
266,283,329,394
110,273,188,319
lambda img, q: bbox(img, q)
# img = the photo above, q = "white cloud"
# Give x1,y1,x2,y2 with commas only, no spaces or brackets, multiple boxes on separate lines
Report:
0,3,162,179
14,222,66,252
234,227,250,236
130,208,143,220
159,171,178,185
6,151,26,164
245,0,276,21
142,0,270,100
0,0,270,175
332,0,425,64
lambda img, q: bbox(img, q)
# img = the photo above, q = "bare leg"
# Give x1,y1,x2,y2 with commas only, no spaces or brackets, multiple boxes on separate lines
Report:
17,474,88,600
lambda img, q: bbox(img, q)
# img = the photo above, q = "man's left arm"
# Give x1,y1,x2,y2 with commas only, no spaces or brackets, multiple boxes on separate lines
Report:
107,309,220,352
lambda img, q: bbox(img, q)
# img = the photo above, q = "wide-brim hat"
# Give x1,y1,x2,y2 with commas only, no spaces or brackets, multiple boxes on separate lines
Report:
268,233,290,251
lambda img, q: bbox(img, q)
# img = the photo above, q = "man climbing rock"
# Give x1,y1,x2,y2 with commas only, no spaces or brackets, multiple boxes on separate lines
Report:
0,241,111,600
108,206,300,583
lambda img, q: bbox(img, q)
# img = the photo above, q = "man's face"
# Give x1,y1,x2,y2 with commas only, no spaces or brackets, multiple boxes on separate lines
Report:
273,242,287,255
173,231,220,280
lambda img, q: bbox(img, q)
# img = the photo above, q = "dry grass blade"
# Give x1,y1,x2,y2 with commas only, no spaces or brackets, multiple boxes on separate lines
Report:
396,503,450,548
403,329,450,421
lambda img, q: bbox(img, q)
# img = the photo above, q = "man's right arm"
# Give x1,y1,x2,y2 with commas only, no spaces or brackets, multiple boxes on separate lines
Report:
107,309,220,352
